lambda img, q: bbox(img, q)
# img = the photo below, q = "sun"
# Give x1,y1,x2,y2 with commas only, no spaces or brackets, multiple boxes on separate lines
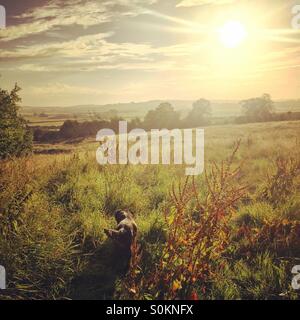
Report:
218,21,247,48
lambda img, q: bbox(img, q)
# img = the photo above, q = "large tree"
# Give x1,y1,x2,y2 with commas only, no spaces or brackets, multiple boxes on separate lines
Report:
143,102,181,130
0,84,32,158
240,93,274,122
184,99,212,127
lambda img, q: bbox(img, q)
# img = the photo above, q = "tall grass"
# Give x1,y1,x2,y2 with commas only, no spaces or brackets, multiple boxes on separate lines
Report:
0,120,299,299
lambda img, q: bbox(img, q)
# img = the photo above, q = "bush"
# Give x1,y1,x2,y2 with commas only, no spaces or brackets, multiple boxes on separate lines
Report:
0,85,32,158
259,157,299,206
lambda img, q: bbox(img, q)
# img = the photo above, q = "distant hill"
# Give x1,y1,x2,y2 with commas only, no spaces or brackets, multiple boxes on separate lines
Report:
22,100,192,114
21,100,239,118
21,99,300,119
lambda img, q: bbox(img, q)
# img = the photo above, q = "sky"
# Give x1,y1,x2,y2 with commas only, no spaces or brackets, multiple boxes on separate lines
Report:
0,0,300,106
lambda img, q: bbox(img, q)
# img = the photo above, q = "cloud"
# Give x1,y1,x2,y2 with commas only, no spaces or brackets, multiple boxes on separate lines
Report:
28,82,105,95
176,0,235,7
3,24,297,76
0,0,157,42
22,80,179,106
0,32,112,58
0,27,209,73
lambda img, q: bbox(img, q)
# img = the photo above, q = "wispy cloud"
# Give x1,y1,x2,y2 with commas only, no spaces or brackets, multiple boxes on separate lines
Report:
0,33,113,59
28,82,106,95
176,0,235,7
0,28,208,73
0,0,157,42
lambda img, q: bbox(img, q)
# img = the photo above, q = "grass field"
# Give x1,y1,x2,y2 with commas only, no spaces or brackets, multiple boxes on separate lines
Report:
0,120,299,300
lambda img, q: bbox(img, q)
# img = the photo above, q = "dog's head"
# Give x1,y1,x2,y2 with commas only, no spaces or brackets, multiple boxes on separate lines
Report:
114,210,128,224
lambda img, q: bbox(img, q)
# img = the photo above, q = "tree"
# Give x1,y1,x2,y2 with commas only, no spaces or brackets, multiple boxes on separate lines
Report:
0,84,32,159
240,93,274,122
129,117,143,131
59,120,80,139
143,102,180,130
184,99,212,127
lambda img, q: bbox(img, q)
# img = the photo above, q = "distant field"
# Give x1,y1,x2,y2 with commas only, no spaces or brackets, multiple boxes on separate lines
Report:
22,113,88,127
33,119,300,158
22,112,145,127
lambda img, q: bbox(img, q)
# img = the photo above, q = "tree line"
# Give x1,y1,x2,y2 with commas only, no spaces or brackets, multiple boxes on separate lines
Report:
1,84,300,158
35,99,214,142
36,94,300,143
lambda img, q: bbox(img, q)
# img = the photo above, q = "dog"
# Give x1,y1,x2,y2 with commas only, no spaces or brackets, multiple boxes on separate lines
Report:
104,210,137,266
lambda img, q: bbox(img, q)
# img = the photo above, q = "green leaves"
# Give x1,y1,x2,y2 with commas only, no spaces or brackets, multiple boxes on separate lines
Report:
0,84,32,159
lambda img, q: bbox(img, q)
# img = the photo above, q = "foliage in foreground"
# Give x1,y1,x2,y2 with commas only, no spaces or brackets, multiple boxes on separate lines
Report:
0,124,299,300
0,85,32,159
119,144,300,300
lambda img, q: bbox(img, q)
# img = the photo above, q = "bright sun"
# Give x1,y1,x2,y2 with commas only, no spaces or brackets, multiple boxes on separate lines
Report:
218,21,247,48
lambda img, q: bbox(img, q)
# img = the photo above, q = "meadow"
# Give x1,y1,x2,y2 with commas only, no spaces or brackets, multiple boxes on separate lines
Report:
0,120,299,300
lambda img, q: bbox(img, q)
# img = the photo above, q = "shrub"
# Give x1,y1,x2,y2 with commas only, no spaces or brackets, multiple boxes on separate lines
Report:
259,156,299,206
0,85,32,158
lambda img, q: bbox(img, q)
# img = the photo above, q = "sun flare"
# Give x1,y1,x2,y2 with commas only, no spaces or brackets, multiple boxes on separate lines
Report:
218,21,247,48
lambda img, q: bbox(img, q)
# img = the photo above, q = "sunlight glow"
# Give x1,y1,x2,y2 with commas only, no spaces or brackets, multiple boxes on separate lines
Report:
218,21,247,48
